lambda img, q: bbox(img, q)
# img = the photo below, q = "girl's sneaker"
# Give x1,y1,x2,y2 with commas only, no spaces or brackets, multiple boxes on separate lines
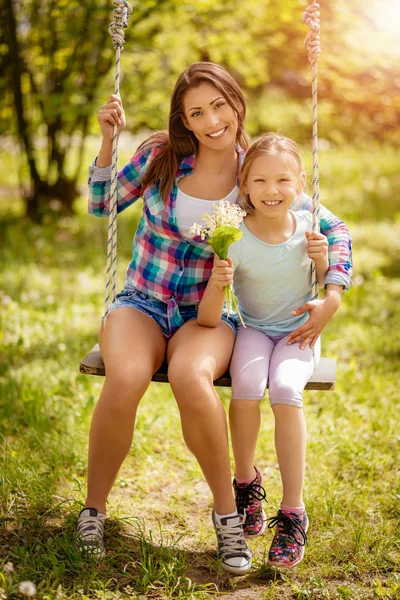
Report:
76,507,106,558
267,509,309,568
233,467,267,538
212,511,252,576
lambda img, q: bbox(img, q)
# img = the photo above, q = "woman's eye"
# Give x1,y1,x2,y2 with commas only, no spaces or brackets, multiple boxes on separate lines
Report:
190,111,201,118
214,102,226,109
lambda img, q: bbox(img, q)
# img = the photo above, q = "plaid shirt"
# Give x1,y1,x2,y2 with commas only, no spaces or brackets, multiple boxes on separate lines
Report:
89,144,352,332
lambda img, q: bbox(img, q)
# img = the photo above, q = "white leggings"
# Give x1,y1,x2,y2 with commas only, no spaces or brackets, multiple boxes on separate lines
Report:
230,326,321,407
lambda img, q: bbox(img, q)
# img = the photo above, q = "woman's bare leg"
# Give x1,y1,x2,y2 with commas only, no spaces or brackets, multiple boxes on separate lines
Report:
85,308,166,513
167,320,235,515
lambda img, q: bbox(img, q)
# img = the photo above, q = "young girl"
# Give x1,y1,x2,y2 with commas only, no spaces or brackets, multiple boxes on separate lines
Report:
198,133,344,568
78,61,351,575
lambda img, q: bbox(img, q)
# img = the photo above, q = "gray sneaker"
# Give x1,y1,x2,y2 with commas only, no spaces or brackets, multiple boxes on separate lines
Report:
212,511,252,575
76,508,106,558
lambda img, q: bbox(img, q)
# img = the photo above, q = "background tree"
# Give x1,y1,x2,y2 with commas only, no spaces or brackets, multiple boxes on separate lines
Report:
2,0,166,220
2,0,399,219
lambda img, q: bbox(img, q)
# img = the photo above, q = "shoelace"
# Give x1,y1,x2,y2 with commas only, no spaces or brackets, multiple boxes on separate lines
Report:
266,511,307,546
235,481,267,513
77,515,104,541
215,521,250,557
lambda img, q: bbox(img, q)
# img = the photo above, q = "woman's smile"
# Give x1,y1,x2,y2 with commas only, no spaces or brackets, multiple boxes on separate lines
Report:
207,126,228,139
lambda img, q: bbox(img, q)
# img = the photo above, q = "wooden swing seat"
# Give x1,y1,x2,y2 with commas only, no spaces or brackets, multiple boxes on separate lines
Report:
79,344,336,390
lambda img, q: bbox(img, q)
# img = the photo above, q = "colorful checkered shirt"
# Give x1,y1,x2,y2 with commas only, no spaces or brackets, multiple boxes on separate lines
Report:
89,144,352,334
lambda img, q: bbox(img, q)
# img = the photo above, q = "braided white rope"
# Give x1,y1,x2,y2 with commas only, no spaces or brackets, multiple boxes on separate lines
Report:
302,1,321,302
104,0,132,321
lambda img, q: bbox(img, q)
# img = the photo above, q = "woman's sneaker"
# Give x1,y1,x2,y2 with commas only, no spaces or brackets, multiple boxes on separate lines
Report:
212,511,252,576
233,467,267,538
76,508,106,558
267,509,309,567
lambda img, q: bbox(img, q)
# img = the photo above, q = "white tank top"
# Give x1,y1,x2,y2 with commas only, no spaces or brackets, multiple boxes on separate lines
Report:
176,185,239,239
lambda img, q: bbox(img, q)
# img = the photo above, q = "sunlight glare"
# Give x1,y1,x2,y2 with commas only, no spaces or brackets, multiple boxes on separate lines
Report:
370,0,400,34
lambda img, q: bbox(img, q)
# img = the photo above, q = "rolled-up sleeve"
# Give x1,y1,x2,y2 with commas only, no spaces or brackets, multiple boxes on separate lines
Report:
296,193,353,290
88,144,160,217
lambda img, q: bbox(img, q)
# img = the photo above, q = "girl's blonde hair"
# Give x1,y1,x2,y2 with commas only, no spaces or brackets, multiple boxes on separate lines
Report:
240,132,304,214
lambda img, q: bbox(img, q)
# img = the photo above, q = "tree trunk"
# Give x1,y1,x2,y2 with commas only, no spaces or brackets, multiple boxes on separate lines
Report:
4,0,43,218
26,176,78,221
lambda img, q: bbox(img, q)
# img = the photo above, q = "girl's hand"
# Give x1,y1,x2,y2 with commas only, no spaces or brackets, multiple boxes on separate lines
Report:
98,94,126,140
210,256,234,291
305,231,328,269
287,295,340,349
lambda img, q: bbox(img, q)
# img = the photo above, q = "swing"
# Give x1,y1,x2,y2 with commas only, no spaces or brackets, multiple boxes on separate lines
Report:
79,1,337,391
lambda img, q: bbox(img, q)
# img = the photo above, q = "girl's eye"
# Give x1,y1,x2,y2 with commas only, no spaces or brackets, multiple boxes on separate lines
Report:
214,102,226,109
190,111,202,118
279,178,290,182
254,178,264,183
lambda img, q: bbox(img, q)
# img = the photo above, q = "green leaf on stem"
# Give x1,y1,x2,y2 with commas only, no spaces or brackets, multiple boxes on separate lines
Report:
208,226,242,260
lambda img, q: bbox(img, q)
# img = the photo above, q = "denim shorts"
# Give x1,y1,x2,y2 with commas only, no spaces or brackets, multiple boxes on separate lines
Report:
108,288,238,338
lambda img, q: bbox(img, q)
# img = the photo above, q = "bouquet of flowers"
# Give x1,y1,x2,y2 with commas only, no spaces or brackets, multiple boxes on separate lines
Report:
189,199,246,326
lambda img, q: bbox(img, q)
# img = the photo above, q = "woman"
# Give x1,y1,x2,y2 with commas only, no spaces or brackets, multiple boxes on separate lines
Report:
76,62,352,576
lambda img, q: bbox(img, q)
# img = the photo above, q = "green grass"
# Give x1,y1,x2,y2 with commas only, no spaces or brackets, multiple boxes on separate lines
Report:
0,143,400,599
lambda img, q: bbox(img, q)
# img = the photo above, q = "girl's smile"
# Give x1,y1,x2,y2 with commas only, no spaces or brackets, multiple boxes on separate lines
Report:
244,153,305,218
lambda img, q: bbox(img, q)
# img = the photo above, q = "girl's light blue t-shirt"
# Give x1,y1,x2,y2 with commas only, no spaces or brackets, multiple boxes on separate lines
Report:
228,211,313,337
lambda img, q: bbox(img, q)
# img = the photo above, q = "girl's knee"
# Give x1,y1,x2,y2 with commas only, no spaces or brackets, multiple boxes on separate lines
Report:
231,371,266,401
269,385,304,409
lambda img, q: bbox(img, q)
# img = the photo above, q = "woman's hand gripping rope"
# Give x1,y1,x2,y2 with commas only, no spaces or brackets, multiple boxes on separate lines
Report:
305,231,328,269
98,94,126,141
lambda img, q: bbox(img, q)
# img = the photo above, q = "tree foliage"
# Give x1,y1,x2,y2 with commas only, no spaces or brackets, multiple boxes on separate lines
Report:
2,0,166,218
1,0,399,218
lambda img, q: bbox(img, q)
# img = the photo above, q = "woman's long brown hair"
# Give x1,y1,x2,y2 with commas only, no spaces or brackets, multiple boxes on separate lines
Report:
140,62,248,200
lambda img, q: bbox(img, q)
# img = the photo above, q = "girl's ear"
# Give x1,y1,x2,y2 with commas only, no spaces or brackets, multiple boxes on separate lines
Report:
297,171,306,194
243,182,249,195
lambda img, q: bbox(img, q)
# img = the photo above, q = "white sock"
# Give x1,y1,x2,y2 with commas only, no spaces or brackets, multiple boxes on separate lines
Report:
214,510,238,525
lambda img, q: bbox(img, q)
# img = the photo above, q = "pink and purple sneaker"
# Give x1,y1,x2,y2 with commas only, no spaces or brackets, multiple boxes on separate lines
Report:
233,467,267,538
267,508,309,567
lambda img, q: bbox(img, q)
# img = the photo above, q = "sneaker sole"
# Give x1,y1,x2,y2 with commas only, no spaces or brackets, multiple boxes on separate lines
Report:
221,561,252,576
76,543,105,560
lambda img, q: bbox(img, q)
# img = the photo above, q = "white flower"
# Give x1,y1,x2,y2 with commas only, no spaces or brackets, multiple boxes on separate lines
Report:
189,200,246,240
18,581,37,597
3,561,14,573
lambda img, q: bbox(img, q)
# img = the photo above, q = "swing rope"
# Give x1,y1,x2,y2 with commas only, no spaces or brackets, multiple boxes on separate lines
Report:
302,1,322,302
104,0,132,321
